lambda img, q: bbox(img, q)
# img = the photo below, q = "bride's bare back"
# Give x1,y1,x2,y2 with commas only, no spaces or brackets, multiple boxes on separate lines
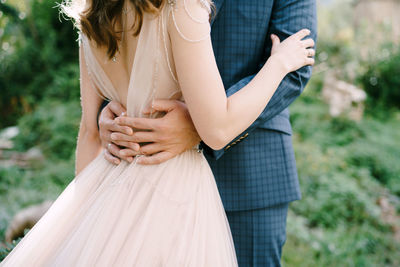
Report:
81,1,180,114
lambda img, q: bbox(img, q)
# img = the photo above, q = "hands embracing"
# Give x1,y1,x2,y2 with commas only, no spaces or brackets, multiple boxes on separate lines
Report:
270,29,315,74
99,99,201,165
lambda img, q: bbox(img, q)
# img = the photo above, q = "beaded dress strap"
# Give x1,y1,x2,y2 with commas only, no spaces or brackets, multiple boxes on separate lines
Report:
162,0,212,83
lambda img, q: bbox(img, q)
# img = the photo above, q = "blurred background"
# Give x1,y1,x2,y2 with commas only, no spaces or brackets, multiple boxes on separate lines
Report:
0,0,399,265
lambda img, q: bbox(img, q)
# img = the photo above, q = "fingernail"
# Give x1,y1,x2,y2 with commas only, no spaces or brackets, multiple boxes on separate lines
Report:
111,133,117,140
114,159,120,165
127,157,134,163
121,112,126,116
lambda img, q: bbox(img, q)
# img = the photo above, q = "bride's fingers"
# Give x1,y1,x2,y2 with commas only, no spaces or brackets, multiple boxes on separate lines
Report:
293,28,311,40
301,38,315,48
149,99,180,113
305,57,315,66
306,48,315,57
270,34,280,47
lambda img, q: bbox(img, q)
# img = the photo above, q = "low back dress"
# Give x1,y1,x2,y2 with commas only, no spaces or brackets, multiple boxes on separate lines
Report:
0,0,238,266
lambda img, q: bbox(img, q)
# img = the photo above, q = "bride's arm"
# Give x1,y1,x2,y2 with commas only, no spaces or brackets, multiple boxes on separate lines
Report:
168,0,314,150
75,44,103,175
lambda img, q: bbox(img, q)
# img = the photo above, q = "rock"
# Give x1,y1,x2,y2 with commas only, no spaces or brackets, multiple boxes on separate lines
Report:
322,73,367,121
23,147,44,162
377,196,400,242
0,126,19,150
5,200,54,244
0,126,19,140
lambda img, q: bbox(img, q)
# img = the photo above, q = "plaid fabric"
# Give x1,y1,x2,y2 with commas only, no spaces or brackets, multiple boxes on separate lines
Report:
202,0,317,211
226,203,289,267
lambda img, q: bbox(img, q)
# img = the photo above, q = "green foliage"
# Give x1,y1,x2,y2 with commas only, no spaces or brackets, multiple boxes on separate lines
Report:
282,76,400,266
0,238,20,262
291,75,400,196
0,2,80,254
0,0,79,128
358,47,400,110
14,99,80,160
284,215,399,266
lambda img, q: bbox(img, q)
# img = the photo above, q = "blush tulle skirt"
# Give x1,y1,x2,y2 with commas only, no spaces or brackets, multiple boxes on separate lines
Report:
0,149,238,266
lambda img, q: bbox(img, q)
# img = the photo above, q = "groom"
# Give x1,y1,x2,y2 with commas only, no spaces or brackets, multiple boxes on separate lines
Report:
98,1,316,266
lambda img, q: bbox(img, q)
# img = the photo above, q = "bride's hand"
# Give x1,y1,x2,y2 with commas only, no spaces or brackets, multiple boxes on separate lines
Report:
270,29,315,74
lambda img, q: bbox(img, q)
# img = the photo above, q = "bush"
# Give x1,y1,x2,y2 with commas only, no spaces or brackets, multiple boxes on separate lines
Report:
0,0,79,128
14,99,81,161
358,47,400,110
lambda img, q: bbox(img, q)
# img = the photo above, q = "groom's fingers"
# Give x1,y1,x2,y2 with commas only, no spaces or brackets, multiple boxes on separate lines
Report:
119,148,139,159
104,147,121,165
106,118,133,135
136,151,174,165
106,143,137,164
111,131,157,143
99,112,133,137
150,99,180,113
139,143,163,156
115,116,155,130
112,140,140,151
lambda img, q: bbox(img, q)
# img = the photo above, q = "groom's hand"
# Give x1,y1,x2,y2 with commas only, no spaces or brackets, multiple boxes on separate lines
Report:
99,99,201,165
114,99,201,165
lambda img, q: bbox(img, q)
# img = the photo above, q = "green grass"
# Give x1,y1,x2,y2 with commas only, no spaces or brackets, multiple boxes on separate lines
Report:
282,75,400,266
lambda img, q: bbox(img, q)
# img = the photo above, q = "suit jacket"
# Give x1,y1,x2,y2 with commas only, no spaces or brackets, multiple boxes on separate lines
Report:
202,0,317,211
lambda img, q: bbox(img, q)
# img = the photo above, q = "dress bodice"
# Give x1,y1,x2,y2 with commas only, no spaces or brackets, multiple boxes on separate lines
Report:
80,4,181,118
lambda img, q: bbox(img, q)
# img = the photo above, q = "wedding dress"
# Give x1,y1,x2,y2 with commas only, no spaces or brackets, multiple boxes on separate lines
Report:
0,0,238,266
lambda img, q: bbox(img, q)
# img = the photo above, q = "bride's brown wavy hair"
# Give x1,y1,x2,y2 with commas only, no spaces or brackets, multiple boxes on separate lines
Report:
61,0,214,60
61,0,164,59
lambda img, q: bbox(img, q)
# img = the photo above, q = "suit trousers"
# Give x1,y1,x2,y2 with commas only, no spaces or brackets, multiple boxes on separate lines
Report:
226,203,289,267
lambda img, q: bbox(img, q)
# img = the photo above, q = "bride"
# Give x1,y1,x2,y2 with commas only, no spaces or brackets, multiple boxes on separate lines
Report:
0,0,314,266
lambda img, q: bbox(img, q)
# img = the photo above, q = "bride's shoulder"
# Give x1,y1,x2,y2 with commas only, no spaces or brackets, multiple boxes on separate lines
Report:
165,0,212,19
167,0,212,10
165,0,212,42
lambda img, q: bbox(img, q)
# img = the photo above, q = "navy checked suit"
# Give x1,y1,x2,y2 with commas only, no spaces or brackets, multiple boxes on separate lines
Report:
201,0,317,266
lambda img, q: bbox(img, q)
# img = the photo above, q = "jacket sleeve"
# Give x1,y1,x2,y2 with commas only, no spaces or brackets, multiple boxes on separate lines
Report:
209,0,317,160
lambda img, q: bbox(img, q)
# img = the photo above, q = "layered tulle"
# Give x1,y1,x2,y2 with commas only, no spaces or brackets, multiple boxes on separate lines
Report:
1,149,237,266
